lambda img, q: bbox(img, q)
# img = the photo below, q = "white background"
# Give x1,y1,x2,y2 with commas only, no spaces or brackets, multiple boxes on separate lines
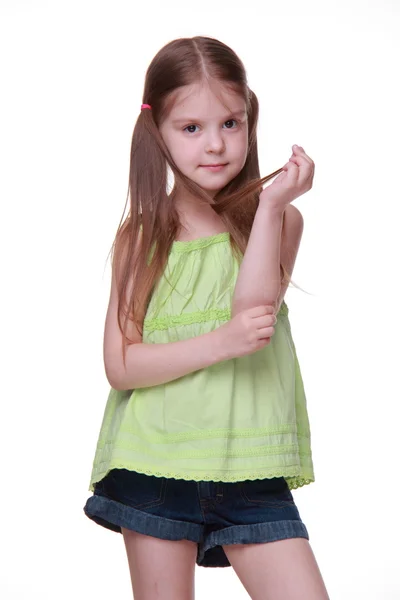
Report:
1,0,399,598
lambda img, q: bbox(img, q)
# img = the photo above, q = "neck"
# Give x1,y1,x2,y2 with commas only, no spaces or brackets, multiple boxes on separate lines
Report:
171,194,225,237
173,190,215,209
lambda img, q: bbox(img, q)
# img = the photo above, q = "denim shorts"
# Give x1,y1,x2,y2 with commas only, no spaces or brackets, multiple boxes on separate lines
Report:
83,468,308,568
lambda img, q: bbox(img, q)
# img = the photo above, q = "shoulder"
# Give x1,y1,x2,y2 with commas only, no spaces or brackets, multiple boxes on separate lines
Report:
283,204,304,235
267,205,305,315
275,205,304,312
281,204,304,258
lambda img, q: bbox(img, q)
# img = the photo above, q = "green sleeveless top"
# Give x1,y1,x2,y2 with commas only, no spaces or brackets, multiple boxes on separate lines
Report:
88,232,315,491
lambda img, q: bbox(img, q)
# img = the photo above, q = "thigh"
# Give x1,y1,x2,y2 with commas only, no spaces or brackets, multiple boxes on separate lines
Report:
122,528,197,600
223,538,330,600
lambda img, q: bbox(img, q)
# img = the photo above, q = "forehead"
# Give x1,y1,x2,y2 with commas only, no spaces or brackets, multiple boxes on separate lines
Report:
164,81,246,122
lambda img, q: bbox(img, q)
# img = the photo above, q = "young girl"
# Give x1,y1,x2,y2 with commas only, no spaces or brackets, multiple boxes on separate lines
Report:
84,36,329,600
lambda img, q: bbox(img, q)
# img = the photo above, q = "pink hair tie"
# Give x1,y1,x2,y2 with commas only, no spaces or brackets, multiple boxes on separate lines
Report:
141,104,151,110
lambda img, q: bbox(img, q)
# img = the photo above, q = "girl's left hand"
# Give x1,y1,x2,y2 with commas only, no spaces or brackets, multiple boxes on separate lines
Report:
259,145,315,211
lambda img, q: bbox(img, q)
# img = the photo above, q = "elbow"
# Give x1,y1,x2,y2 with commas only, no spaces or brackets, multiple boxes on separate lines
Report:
104,364,129,391
107,377,124,391
106,372,123,391
231,295,279,318
104,346,142,391
107,375,132,392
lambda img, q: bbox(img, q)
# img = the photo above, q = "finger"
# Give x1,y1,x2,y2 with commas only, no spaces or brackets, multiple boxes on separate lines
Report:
257,326,275,340
288,155,314,185
289,155,308,167
255,313,277,328
292,145,314,167
271,171,287,184
284,160,300,186
289,152,312,168
253,338,271,352
292,145,313,164
248,305,275,318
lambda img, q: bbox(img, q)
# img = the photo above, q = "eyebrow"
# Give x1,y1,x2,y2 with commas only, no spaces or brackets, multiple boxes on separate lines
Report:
172,109,247,125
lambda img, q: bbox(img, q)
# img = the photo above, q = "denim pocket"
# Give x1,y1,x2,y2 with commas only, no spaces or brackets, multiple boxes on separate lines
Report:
102,468,167,510
240,477,294,507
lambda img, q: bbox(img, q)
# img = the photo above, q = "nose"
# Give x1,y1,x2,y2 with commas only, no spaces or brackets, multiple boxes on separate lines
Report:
205,129,226,154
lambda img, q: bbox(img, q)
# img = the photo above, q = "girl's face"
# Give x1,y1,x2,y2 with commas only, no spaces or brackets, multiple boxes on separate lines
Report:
159,82,249,196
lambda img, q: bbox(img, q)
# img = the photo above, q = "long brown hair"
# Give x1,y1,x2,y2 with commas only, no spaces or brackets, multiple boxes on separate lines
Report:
110,36,299,365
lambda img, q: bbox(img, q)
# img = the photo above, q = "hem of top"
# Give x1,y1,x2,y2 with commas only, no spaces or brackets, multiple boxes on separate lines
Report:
83,494,203,542
89,465,315,492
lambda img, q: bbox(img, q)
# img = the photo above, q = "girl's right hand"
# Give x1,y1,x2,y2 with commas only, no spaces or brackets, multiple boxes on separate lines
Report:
216,305,277,360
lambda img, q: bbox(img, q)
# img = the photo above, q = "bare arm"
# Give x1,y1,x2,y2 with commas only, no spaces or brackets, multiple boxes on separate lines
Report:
104,209,299,391
103,237,231,391
110,331,231,391
232,204,284,317
231,203,304,317
104,265,275,391
232,145,313,317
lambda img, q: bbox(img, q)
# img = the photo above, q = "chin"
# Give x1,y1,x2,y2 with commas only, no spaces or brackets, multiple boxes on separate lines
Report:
197,174,235,190
198,183,228,194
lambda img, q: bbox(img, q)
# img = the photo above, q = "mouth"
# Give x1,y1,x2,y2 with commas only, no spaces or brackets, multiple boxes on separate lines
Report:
200,163,228,171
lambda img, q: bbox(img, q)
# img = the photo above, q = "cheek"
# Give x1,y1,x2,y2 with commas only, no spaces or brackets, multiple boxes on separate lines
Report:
173,142,198,167
235,136,249,168
167,143,185,166
162,131,192,165
175,148,193,168
232,130,248,155
242,147,249,166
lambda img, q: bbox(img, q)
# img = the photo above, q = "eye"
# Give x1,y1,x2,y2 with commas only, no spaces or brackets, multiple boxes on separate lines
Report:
183,119,239,133
223,119,238,129
183,124,200,134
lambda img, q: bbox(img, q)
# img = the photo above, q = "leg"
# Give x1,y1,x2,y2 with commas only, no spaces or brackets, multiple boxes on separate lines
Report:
122,527,197,600
223,538,330,600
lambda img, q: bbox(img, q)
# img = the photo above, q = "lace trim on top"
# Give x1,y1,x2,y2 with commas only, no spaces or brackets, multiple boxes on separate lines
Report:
144,308,231,332
144,303,288,332
90,462,314,491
